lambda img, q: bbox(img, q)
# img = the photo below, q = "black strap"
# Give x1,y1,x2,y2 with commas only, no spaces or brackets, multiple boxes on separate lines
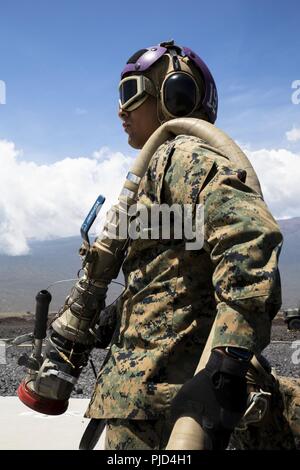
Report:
79,418,106,450
168,48,181,72
206,350,249,378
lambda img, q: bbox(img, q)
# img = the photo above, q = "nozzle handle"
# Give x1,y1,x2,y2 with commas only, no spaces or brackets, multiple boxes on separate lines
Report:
34,290,52,340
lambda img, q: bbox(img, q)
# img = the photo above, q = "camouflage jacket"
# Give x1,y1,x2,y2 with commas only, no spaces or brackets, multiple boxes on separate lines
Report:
85,134,283,419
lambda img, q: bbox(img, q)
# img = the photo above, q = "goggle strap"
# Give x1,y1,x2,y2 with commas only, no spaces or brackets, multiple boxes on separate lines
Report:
143,76,156,97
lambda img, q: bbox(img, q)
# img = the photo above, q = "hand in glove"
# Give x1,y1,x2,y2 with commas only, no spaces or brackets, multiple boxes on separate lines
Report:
170,348,251,449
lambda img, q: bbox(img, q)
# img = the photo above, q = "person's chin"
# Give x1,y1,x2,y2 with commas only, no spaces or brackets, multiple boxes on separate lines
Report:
128,135,142,149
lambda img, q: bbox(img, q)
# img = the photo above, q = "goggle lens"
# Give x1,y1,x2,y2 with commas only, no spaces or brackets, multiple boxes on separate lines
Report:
119,79,138,107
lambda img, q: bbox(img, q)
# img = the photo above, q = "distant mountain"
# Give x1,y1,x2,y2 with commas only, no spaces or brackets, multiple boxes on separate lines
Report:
278,217,300,235
277,217,300,309
0,237,124,313
0,217,299,312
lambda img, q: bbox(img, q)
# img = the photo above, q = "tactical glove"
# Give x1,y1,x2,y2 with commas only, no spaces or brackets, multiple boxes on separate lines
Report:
170,349,250,449
93,302,118,348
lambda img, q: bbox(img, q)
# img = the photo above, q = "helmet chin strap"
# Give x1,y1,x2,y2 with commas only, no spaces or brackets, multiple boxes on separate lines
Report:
153,83,167,125
156,99,166,125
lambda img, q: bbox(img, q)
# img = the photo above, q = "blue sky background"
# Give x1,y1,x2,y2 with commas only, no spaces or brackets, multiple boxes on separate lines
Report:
0,0,300,257
0,0,299,163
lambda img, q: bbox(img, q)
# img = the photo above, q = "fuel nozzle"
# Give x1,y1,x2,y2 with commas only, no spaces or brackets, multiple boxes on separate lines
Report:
17,289,69,415
17,286,95,415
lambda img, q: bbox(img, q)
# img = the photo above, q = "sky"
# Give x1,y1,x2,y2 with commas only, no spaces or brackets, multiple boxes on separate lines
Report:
0,0,300,255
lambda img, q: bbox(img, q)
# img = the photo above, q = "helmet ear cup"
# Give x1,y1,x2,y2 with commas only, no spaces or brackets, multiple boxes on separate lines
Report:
161,72,200,117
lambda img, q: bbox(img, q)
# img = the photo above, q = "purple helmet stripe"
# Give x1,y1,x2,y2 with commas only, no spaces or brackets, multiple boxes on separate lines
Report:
122,46,167,76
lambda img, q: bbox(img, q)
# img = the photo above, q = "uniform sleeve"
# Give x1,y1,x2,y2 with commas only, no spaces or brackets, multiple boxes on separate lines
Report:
201,162,283,355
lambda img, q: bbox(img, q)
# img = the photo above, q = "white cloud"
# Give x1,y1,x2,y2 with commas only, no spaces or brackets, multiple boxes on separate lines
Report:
286,126,300,142
244,147,300,219
0,138,300,256
0,139,133,255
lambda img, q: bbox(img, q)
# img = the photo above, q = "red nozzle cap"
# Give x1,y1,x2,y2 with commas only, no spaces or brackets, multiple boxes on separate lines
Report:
17,380,68,415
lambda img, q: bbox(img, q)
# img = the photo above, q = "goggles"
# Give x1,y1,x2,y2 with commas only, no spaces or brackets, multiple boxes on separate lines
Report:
119,75,156,112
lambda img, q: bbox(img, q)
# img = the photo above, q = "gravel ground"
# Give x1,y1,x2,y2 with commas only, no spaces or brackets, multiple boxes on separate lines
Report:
0,315,299,397
0,319,107,397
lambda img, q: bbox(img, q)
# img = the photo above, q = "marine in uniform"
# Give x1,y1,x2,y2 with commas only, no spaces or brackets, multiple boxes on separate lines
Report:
83,42,294,449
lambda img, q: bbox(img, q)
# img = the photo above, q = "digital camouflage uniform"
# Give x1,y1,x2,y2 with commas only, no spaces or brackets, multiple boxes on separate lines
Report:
85,134,286,449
